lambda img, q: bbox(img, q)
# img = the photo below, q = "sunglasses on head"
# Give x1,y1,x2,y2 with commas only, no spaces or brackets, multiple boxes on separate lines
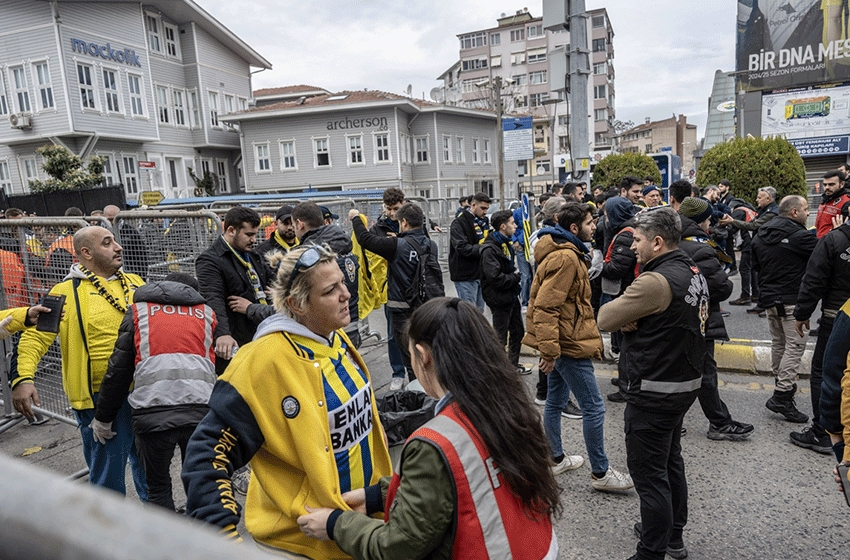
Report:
285,246,329,292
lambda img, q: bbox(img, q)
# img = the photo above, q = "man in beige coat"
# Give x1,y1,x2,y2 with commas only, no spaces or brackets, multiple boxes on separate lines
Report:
523,202,633,492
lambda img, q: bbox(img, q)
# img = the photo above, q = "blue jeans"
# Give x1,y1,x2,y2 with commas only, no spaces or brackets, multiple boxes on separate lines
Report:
544,356,609,474
454,280,484,311
73,393,148,500
516,250,533,306
384,305,406,378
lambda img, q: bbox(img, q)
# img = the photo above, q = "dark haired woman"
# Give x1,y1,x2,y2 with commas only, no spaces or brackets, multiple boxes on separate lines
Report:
298,297,561,559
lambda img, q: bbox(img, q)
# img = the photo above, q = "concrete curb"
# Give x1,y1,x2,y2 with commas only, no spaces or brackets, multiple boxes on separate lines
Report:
521,336,816,377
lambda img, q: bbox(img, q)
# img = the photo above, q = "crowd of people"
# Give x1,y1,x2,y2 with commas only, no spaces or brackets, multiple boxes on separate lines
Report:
1,165,849,559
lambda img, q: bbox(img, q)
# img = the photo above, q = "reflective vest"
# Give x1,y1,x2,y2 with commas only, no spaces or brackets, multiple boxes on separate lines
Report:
128,301,217,410
386,403,558,560
816,192,850,238
45,235,76,267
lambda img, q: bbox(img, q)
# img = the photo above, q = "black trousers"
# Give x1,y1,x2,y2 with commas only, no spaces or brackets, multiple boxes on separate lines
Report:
390,309,416,380
810,315,834,426
490,298,524,367
697,341,732,426
625,404,688,560
738,249,758,298
134,425,198,510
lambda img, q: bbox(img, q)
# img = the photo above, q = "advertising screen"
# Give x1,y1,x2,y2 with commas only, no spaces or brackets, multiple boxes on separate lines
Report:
761,82,850,156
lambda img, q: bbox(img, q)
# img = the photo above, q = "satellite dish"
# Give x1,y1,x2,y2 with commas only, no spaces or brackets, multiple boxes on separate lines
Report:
406,84,413,97
429,87,444,103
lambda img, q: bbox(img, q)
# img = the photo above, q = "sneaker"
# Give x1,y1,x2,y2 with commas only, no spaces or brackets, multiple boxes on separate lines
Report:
607,391,626,403
729,295,751,305
591,467,634,492
551,454,584,474
634,523,688,559
681,426,687,437
809,327,819,337
727,268,739,277
611,377,620,386
758,311,766,318
765,392,809,423
720,309,730,317
389,377,405,392
707,420,754,441
789,425,832,454
516,364,533,375
521,305,528,313
746,304,765,314
232,465,251,496
561,400,583,419
534,397,546,406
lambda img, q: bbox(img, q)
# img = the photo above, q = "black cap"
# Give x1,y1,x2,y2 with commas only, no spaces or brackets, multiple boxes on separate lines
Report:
275,204,294,222
319,205,339,221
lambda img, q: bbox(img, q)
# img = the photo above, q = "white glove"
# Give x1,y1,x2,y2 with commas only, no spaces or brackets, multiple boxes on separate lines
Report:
588,249,604,281
0,315,13,341
89,419,116,445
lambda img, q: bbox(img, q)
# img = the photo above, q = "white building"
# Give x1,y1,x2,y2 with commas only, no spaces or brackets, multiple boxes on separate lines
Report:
0,0,270,201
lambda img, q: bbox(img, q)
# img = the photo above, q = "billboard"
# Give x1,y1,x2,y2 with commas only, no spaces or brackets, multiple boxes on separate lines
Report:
736,0,850,90
761,82,850,156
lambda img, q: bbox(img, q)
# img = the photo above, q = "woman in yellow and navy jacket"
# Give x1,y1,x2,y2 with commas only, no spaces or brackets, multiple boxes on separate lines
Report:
182,245,392,560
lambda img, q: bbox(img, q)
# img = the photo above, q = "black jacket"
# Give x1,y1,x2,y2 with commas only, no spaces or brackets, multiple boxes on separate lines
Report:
601,219,637,295
794,223,850,321
479,235,520,308
302,225,360,324
195,236,272,374
116,220,151,280
751,216,818,308
449,211,489,281
678,216,733,340
352,218,437,309
95,281,211,433
255,234,298,263
370,214,399,237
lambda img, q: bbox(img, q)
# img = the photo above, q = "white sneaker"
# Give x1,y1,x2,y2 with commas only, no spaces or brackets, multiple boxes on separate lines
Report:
521,305,528,313
534,397,546,406
551,455,584,475
591,467,634,492
389,377,405,391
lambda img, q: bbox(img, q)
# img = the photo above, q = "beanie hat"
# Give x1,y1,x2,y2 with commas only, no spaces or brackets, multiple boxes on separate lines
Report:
541,196,566,220
679,197,713,224
642,184,660,196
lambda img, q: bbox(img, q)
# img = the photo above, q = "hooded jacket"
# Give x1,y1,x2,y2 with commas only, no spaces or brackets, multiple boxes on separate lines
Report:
13,265,145,410
601,197,639,296
678,216,733,340
794,223,850,321
479,233,521,308
449,210,490,282
95,281,216,433
182,314,392,558
751,215,818,308
302,224,360,325
522,228,603,361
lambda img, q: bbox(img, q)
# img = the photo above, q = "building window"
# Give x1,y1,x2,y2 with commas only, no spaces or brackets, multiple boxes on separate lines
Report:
592,38,606,52
122,155,138,194
238,97,247,111
538,160,551,173
483,138,491,163
146,15,161,52
595,132,611,146
518,161,527,176
99,154,117,186
172,89,186,125
528,24,543,38
76,63,95,110
461,58,488,71
128,74,144,116
511,52,526,65
490,32,501,45
0,74,8,116
594,62,607,75
558,115,569,125
189,91,199,127
348,135,363,165
515,95,528,108
594,84,606,99
472,138,480,164
216,160,229,193
595,108,607,121
510,28,525,42
442,135,452,163
455,136,465,164
164,23,180,58
558,135,569,150
461,79,481,93
0,161,13,195
156,86,170,123
374,132,390,163
208,91,219,127
279,140,297,170
529,70,547,85
415,136,429,163
400,133,411,164
645,144,653,152
22,156,39,183
34,62,54,110
314,137,330,167
103,69,120,113
527,48,547,64
11,67,31,112
255,143,271,172
224,94,234,115
530,92,549,106
512,74,528,86
459,32,486,49
592,15,606,28
491,55,502,68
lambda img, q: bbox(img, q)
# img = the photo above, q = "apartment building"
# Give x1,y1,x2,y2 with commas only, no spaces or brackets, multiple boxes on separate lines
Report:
0,0,270,200
620,115,698,171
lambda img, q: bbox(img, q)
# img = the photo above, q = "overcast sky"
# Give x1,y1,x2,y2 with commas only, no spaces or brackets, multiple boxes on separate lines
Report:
204,0,737,138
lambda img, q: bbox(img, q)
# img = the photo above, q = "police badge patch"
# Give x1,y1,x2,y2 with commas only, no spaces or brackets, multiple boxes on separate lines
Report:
344,257,356,283
281,396,300,418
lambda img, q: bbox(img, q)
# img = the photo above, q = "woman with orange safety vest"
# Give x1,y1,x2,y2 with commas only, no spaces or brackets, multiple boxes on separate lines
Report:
298,297,561,559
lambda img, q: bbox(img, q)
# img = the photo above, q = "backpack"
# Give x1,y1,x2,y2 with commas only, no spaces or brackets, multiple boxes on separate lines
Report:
403,236,445,309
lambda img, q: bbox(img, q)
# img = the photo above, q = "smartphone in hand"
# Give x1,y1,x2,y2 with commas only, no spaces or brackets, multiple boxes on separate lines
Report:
36,294,65,333
838,464,850,508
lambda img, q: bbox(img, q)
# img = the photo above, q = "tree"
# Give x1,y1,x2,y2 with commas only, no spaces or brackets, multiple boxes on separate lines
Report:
592,152,661,189
695,136,806,205
28,145,104,193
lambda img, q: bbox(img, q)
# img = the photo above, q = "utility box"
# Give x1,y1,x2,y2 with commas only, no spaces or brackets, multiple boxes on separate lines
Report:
549,46,569,93
543,0,570,31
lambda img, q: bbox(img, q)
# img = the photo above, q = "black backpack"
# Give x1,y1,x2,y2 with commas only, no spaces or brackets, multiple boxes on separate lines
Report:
403,236,445,309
